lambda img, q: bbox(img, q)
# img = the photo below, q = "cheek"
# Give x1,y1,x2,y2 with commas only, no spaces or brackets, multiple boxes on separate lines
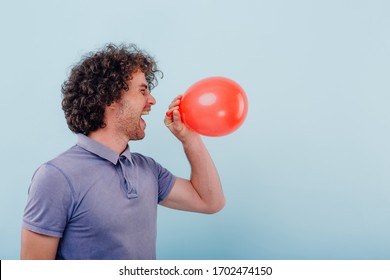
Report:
117,97,145,120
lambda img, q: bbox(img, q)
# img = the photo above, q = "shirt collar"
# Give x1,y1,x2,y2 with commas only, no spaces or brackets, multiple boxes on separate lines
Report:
76,134,131,165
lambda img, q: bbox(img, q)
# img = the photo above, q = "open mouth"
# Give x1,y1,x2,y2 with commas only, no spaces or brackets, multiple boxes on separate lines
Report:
140,111,150,129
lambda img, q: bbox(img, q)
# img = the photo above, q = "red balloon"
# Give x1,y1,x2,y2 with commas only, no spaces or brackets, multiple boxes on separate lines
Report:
179,77,248,136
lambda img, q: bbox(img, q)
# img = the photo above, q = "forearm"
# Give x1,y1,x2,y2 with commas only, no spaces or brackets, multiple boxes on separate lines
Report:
164,101,225,213
21,228,59,260
182,133,225,213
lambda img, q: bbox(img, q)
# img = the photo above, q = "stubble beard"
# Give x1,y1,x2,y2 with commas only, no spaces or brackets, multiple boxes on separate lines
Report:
116,105,145,142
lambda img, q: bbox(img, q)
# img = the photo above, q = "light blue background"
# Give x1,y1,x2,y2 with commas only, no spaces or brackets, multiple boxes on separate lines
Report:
1,0,389,260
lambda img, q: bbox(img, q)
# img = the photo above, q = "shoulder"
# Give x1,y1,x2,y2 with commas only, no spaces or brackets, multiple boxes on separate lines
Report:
131,152,158,167
49,145,93,166
130,152,174,179
30,161,76,200
29,145,85,196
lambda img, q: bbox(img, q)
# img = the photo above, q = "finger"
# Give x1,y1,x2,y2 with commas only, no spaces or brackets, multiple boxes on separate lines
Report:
172,109,182,122
165,95,183,117
164,110,181,128
166,104,180,117
171,110,184,132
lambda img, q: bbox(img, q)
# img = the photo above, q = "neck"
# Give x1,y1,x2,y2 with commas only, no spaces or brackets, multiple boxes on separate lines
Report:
88,128,128,155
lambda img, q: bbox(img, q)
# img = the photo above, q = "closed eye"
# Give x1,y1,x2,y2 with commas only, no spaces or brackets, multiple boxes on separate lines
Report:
140,84,149,96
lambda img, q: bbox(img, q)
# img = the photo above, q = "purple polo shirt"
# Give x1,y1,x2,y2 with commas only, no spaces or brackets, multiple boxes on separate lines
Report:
23,134,175,260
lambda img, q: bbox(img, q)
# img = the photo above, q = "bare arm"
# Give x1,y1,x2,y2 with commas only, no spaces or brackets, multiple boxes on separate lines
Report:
161,97,225,214
21,228,60,260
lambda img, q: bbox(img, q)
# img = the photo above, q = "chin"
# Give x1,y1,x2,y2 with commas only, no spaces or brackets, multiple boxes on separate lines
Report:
129,132,145,141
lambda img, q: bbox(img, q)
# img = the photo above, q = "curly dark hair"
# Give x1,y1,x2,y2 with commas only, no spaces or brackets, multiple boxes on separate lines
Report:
61,43,162,135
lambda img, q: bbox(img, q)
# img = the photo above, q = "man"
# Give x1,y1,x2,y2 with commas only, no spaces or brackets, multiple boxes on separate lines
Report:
21,44,225,260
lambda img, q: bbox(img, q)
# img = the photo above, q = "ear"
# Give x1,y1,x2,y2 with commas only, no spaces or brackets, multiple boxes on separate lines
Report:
106,102,117,110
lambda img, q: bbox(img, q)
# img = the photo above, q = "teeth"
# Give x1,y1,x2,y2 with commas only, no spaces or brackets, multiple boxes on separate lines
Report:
141,111,150,116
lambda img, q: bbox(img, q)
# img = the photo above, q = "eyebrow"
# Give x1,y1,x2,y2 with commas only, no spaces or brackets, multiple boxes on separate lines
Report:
139,83,149,90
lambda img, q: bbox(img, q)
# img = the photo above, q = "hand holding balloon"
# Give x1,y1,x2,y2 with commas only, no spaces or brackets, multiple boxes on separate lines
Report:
165,95,182,118
166,77,248,137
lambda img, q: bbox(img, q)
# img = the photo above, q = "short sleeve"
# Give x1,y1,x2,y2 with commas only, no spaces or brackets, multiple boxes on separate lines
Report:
135,154,175,203
22,163,75,238
156,163,176,203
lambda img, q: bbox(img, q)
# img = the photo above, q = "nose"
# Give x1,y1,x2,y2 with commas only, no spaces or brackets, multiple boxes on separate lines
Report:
147,92,156,106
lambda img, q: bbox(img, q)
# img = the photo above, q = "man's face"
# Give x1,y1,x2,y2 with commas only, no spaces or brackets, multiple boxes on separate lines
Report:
114,71,156,141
